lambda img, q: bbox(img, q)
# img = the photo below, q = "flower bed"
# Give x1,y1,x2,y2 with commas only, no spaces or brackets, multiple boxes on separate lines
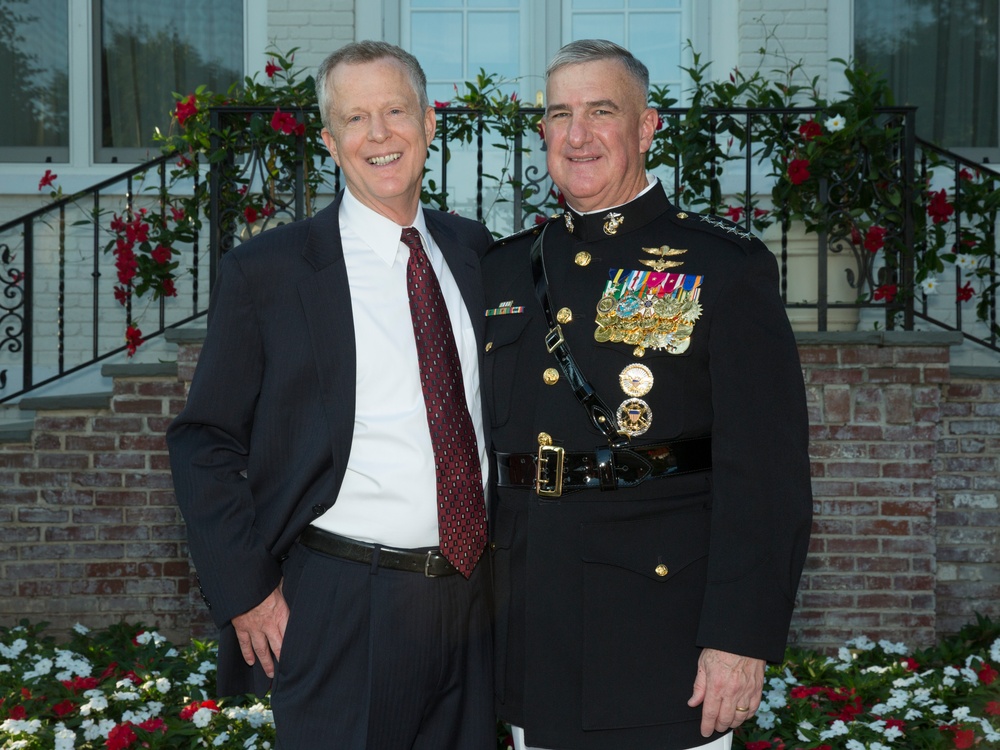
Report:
2,617,998,749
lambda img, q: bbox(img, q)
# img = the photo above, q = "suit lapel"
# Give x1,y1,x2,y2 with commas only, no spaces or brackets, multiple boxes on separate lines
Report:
297,194,356,482
425,211,487,351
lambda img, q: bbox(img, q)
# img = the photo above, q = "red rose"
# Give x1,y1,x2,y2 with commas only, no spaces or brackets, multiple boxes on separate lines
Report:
161,278,177,297
176,95,198,127
244,206,259,224
38,168,58,191
788,158,811,185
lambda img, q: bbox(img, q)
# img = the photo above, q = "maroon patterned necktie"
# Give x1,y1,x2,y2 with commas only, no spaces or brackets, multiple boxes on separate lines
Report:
402,227,487,578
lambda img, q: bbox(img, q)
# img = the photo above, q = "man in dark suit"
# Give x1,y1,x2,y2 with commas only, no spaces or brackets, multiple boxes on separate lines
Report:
483,40,813,750
167,41,494,749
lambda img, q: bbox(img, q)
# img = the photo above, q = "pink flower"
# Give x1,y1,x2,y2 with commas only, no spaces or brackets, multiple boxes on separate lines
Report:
270,108,305,136
265,60,282,78
176,95,198,127
38,169,58,191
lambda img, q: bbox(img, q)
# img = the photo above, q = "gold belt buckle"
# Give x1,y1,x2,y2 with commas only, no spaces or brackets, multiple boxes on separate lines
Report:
536,444,565,497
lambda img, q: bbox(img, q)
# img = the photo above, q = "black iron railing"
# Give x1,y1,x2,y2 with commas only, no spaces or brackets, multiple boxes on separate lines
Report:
2,103,998,404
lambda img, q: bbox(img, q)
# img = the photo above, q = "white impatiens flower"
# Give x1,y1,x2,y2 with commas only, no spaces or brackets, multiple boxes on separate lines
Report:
73,623,90,635
186,672,208,686
827,114,847,131
921,276,940,294
79,692,109,715
54,724,76,750
883,725,904,741
213,732,231,746
155,677,171,693
952,705,972,720
878,639,908,655
796,720,816,741
80,718,117,742
0,718,43,735
990,637,1000,662
820,719,849,740
199,660,217,673
193,706,217,728
844,739,865,750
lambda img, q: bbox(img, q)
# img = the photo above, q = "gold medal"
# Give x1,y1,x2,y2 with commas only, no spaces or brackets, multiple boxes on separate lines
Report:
616,398,652,437
594,326,611,342
619,363,653,397
575,251,591,266
596,295,617,315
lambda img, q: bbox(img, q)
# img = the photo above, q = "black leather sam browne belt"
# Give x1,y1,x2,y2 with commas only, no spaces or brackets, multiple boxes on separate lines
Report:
495,436,712,497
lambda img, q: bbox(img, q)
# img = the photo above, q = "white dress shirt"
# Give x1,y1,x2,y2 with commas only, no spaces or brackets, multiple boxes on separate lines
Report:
311,188,487,548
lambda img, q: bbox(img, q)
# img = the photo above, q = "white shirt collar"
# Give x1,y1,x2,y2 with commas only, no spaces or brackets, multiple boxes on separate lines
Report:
573,173,659,216
340,187,431,266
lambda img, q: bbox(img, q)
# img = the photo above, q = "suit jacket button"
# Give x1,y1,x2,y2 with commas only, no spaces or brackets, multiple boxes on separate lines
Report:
312,504,327,516
655,564,669,577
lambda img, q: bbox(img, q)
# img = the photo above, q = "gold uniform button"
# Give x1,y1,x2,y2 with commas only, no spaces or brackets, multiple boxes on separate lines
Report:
556,307,573,324
676,211,689,220
537,432,553,446
655,564,669,577
574,251,591,266
485,341,493,352
543,368,560,385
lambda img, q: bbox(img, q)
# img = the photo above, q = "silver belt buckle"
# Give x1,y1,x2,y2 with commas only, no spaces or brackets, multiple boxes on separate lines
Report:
424,550,442,578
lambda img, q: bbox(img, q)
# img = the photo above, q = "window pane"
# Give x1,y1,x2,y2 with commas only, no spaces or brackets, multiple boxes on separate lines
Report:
630,0,680,6
468,0,518,7
411,0,464,6
855,0,998,149
411,12,464,83
0,0,69,162
98,0,242,159
630,13,680,85
573,0,625,9
469,12,519,79
573,14,625,46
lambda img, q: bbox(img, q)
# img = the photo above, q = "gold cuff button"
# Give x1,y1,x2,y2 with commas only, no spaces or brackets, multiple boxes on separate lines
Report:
543,368,560,385
655,564,669,577
556,307,573,324
485,341,493,352
537,432,553,446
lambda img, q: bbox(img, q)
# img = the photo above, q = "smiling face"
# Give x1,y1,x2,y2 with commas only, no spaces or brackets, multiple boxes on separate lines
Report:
321,58,436,225
544,58,657,213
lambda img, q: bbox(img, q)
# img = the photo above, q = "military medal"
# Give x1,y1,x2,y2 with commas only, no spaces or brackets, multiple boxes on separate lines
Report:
564,212,575,233
593,266,703,355
616,398,652,437
619,363,653,397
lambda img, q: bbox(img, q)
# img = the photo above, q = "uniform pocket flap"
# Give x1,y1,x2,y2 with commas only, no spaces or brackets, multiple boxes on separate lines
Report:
579,507,711,582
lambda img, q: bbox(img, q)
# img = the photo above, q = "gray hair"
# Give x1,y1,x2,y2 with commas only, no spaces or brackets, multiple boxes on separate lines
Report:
546,39,650,99
315,41,429,130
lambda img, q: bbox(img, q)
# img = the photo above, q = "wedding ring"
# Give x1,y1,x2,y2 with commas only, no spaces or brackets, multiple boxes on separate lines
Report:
735,706,750,712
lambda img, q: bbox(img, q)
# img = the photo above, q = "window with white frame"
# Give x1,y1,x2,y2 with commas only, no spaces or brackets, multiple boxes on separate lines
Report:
0,0,246,166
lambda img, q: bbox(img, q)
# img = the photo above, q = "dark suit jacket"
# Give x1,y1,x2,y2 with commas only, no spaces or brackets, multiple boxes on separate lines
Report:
483,182,813,749
167,192,493,696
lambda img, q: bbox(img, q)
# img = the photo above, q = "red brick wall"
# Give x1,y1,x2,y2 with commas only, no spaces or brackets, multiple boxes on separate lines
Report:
1,333,998,652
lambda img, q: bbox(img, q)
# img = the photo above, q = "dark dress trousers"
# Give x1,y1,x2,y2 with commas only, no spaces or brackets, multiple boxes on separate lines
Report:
483,182,813,750
167,191,494,703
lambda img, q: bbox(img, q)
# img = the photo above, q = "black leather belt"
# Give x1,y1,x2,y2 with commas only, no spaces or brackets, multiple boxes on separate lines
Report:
299,526,458,577
495,436,711,497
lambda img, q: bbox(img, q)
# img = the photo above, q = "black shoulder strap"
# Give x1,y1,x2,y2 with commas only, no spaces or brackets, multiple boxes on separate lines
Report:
529,224,628,449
